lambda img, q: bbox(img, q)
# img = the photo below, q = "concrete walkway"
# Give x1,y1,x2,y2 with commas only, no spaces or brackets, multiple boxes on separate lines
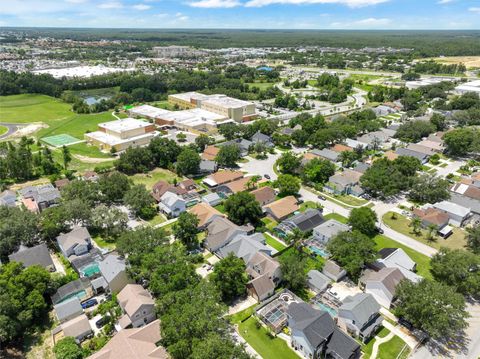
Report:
371,331,395,359
154,217,177,228
382,319,419,349
233,329,262,359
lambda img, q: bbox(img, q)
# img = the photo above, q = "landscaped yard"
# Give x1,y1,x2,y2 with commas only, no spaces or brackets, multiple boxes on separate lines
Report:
374,235,432,279
0,125,8,136
383,211,467,251
238,317,300,359
92,235,116,250
324,213,348,224
331,194,369,207
147,213,167,227
246,82,276,91
362,327,390,358
131,168,180,190
261,217,278,232
377,335,410,359
299,201,320,212
264,232,288,251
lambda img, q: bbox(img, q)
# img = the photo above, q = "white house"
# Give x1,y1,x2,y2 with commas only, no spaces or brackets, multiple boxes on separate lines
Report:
98,254,132,294
363,268,405,308
313,220,350,245
56,227,92,258
117,284,156,329
159,191,186,218
432,201,471,227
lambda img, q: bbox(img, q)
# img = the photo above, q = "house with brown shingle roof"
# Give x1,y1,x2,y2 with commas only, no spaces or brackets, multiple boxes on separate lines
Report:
251,186,276,206
383,151,399,161
151,181,173,202
412,207,449,229
362,267,405,308
87,319,168,359
263,196,299,222
201,145,220,161
117,284,156,329
217,177,253,196
188,202,225,229
332,144,353,153
202,170,243,188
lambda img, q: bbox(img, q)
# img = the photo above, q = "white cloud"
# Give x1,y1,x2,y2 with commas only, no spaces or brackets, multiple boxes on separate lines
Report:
132,3,152,10
438,0,454,3
188,0,242,8
65,0,88,3
97,1,123,9
331,17,391,28
354,17,391,25
244,0,389,8
469,7,480,14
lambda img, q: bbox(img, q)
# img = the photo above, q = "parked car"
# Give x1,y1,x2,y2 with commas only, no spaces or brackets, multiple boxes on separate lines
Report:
95,316,111,328
376,227,384,234
317,195,326,201
264,174,271,180
81,298,98,309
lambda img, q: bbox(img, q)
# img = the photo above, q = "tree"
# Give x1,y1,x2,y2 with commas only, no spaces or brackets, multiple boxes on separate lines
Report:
338,150,358,168
274,174,300,197
0,262,52,345
279,250,308,292
123,184,156,219
211,253,248,302
301,158,335,186
148,137,181,168
224,191,263,226
395,120,436,143
190,333,251,359
62,198,93,226
176,147,201,176
443,127,480,156
91,205,128,241
430,113,447,131
394,279,468,339
176,132,187,142
348,207,378,237
277,151,301,175
431,248,480,296
195,134,214,151
408,174,450,204
466,225,480,254
61,145,72,171
426,223,438,242
409,216,422,235
98,171,131,203
327,231,376,280
115,147,154,175
173,212,199,249
60,179,100,206
215,144,241,168
53,337,84,359
0,206,39,259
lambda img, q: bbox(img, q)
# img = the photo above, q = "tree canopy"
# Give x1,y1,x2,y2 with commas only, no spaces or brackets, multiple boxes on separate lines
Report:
348,207,378,237
224,191,263,226
210,253,248,302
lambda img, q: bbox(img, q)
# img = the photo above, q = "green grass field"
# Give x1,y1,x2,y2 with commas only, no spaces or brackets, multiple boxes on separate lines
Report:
246,82,276,91
264,232,287,251
131,168,180,190
0,125,8,136
324,213,349,224
238,317,300,359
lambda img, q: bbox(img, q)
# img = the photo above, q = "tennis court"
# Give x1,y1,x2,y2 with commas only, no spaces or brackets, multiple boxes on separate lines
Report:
41,133,82,147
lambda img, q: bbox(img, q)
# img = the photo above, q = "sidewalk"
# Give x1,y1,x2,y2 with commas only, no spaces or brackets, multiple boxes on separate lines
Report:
382,319,419,349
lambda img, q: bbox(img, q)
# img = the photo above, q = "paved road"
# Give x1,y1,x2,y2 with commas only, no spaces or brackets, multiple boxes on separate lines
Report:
0,122,20,139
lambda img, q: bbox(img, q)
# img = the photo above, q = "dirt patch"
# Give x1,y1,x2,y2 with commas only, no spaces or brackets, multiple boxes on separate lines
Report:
73,154,114,163
431,56,480,69
12,123,49,138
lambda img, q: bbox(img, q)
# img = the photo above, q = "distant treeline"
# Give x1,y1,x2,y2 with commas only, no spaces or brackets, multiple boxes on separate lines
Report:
3,28,480,56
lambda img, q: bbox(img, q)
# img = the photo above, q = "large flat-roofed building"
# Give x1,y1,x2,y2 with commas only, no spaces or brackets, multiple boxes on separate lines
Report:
128,104,171,121
156,108,230,134
168,92,256,123
85,118,157,152
153,45,204,58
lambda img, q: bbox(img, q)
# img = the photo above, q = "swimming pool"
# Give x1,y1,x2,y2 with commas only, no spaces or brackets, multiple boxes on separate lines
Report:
58,290,87,304
81,263,100,277
308,246,329,258
315,302,338,317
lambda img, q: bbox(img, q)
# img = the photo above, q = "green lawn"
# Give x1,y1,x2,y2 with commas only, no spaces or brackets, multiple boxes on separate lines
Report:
0,125,8,136
147,214,167,226
238,317,300,359
131,168,180,190
265,232,288,251
324,213,348,224
362,327,390,358
299,201,319,212
377,335,410,359
374,235,432,279
246,82,276,91
331,194,368,207
229,305,255,324
383,212,467,251
92,235,116,250
261,217,278,232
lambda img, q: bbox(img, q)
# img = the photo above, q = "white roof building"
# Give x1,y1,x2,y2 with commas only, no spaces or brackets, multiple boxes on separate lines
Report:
432,200,471,227
128,105,171,120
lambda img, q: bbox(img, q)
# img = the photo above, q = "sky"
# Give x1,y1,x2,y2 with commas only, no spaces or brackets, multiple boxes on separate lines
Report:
0,0,479,29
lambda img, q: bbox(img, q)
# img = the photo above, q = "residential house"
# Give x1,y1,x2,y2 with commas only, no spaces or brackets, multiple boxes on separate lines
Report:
362,267,405,308
287,302,361,359
406,143,437,157
352,162,370,174
57,227,92,258
218,138,252,157
159,191,186,218
337,293,382,342
118,284,156,329
432,200,471,226
374,248,421,283
356,131,392,150
324,170,364,197
395,148,429,164
199,159,217,174
99,254,131,294
450,181,480,214
218,233,275,263
345,138,365,150
151,180,173,202
54,178,70,190
58,314,92,344
216,177,252,197
82,171,99,182
204,217,249,252
251,186,276,206
246,252,282,301
373,105,396,116
189,202,225,230
178,179,198,192
51,277,92,305
280,127,295,136
332,144,353,153
202,170,243,188
0,190,16,207
263,196,299,222
412,207,449,230
87,320,168,359
53,297,83,323
307,270,331,294
201,145,220,161
202,192,222,207
322,260,347,282
384,150,399,161
8,243,55,271
276,209,324,236
251,131,274,148
313,220,350,245
19,184,61,212
311,148,340,163
416,139,444,153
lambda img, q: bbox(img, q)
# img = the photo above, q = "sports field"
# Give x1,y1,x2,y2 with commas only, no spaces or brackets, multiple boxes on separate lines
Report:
41,134,82,147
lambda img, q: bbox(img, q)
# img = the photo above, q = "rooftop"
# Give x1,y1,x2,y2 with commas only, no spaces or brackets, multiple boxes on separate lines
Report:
99,118,151,132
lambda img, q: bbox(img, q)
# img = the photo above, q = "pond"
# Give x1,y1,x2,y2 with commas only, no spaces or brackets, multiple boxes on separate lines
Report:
84,96,110,105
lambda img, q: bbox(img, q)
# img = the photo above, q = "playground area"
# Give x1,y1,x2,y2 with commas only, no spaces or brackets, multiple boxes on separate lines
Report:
41,134,83,148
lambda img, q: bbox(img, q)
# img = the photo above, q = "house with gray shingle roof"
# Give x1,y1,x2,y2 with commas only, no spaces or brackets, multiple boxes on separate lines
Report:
0,190,16,207
361,267,405,308
99,254,131,294
218,233,275,263
307,270,331,294
8,243,55,271
19,184,60,212
57,227,92,258
251,131,274,148
54,297,83,323
204,217,248,252
313,219,350,245
338,293,382,342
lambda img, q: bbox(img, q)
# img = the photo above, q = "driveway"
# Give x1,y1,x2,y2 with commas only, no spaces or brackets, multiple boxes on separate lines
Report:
0,122,20,140
240,152,281,180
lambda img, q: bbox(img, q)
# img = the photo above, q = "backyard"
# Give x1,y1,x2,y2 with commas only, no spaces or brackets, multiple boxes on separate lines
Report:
383,211,467,251
362,327,410,359
264,232,288,252
130,168,180,190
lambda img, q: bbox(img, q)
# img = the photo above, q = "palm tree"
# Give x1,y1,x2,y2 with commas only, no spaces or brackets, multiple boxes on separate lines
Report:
426,224,438,243
409,217,422,236
62,145,72,171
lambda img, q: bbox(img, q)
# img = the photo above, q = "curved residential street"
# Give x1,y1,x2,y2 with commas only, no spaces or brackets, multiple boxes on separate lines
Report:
0,122,20,139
